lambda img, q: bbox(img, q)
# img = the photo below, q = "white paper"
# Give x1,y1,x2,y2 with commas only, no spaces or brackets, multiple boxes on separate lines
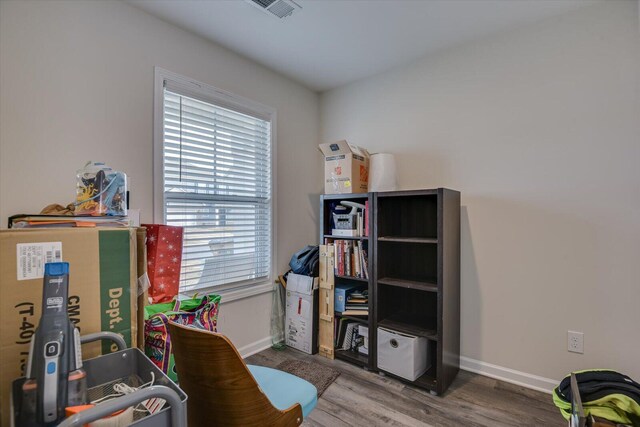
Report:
16,242,63,280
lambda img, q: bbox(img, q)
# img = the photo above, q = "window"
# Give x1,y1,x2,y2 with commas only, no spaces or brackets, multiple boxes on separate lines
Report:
154,69,274,294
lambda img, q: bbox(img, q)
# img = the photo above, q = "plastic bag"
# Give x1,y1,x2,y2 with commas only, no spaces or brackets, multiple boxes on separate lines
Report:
270,281,285,349
75,161,127,216
289,245,319,277
144,294,221,382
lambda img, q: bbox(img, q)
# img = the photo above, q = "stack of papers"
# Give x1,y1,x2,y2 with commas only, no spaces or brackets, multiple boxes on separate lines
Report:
8,214,131,229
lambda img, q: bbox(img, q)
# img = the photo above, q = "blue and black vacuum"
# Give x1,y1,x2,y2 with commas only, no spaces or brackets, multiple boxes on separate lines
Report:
19,262,87,426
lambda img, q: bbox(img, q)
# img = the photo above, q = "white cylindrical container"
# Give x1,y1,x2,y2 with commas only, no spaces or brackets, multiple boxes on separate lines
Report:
368,153,398,192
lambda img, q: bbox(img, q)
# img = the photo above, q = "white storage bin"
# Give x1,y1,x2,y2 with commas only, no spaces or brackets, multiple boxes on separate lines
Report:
377,327,430,381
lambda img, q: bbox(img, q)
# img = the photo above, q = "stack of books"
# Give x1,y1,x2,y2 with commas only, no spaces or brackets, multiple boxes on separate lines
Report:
342,289,368,316
8,214,131,229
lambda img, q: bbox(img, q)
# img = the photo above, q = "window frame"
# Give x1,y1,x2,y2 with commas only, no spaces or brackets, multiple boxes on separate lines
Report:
153,67,277,299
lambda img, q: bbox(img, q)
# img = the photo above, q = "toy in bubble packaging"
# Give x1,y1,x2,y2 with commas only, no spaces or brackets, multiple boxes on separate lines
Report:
75,161,127,216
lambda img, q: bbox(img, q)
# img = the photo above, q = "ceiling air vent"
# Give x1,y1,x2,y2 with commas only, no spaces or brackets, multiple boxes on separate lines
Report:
246,0,301,19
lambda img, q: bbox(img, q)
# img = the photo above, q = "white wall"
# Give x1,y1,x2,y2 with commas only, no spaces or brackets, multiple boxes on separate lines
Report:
321,1,640,383
0,0,321,350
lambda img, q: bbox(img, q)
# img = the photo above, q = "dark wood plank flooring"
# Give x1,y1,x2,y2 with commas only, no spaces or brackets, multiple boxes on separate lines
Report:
246,348,564,427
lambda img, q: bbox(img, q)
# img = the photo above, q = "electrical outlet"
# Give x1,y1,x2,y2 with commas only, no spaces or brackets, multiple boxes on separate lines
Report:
568,331,584,354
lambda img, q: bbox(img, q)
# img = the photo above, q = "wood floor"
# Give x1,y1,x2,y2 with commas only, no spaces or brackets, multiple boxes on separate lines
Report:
246,347,565,427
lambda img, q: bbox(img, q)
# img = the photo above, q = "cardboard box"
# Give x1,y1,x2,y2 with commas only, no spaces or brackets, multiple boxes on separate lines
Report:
135,228,148,349
0,228,142,426
285,274,319,354
319,140,370,194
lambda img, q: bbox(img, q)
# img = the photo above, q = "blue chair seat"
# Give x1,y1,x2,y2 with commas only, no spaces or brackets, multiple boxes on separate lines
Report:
247,365,318,418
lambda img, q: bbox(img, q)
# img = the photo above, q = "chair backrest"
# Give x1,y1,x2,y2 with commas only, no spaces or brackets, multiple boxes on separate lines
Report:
167,321,303,427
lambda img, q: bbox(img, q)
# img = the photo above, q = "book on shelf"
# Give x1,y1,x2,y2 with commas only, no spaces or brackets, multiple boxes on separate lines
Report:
347,289,367,300
340,309,368,316
343,305,369,316
364,200,369,237
355,241,361,279
338,240,341,274
335,317,349,347
342,323,358,350
357,240,369,279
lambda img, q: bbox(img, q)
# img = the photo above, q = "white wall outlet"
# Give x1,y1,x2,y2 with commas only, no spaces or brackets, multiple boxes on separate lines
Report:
568,331,584,354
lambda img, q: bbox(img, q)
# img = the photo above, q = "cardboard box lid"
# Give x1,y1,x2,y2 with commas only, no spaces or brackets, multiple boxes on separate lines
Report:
319,140,370,159
287,273,318,295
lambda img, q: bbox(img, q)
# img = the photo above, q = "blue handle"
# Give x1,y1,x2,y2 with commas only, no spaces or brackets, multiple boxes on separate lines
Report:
44,262,69,276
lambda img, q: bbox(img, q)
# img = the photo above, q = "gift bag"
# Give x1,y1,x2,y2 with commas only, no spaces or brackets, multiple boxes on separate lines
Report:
142,224,184,303
144,294,221,382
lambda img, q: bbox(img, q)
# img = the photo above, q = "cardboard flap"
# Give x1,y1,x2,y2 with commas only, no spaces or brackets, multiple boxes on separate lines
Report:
287,273,318,295
348,143,370,159
319,140,351,157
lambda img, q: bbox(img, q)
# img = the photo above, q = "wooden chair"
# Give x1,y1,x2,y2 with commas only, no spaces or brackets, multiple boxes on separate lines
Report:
167,321,317,427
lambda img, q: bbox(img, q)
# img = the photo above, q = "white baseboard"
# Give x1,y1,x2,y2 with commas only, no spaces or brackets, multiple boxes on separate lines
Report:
460,356,558,394
236,340,558,394
238,336,274,358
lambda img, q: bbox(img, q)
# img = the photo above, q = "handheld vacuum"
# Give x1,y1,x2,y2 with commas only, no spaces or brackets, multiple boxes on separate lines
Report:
19,262,87,426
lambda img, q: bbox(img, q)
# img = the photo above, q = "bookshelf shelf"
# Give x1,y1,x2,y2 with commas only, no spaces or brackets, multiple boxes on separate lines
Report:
324,235,368,241
378,317,438,341
378,277,437,292
335,349,369,367
335,274,368,283
413,367,438,390
382,365,438,391
335,313,368,324
378,236,438,244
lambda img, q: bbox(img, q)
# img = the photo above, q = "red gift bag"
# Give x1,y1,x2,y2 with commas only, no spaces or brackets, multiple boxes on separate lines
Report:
142,224,184,304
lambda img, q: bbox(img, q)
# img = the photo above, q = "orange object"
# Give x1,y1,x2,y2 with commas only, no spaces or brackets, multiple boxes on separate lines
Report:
65,405,94,427
66,404,129,426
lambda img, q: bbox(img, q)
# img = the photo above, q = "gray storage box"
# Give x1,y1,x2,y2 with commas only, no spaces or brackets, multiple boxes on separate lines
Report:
377,327,430,381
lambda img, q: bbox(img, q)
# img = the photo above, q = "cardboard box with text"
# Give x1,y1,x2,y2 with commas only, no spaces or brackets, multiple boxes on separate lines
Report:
285,273,319,354
319,140,370,194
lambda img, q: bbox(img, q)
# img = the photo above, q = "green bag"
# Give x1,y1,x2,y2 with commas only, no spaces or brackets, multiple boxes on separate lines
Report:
553,369,640,426
144,294,221,382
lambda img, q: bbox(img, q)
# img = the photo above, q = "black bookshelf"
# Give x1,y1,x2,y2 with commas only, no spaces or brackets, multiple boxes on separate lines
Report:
320,189,460,394
374,188,460,395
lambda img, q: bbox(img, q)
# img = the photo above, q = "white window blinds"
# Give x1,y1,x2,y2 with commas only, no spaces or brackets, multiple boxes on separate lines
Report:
162,88,272,292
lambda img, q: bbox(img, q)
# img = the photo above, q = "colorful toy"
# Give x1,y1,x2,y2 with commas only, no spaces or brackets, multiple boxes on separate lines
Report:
75,162,127,216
